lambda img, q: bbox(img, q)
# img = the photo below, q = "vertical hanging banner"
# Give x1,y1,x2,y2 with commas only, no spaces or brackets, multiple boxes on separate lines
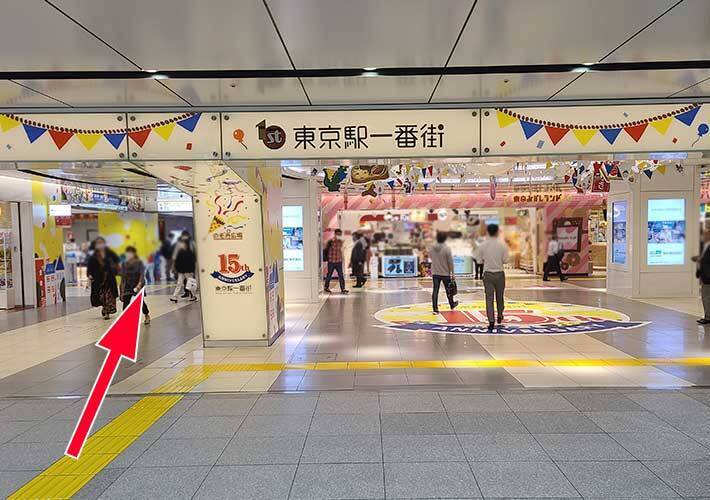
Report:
0,113,128,161
222,110,480,159
482,104,710,155
127,112,222,160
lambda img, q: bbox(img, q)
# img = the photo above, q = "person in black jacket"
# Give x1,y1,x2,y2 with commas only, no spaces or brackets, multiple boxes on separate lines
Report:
170,239,197,302
86,236,120,319
350,232,368,288
693,230,710,324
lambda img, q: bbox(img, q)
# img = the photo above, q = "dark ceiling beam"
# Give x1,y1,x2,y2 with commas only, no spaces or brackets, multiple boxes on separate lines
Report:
2,60,710,80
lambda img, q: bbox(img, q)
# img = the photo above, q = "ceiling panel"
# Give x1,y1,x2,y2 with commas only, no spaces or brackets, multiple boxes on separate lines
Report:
674,76,710,98
268,0,472,68
0,81,67,108
24,163,159,189
553,69,710,100
16,79,187,107
0,0,135,71
432,73,577,103
54,0,292,70
606,0,710,62
302,76,439,104
163,79,308,106
450,0,673,66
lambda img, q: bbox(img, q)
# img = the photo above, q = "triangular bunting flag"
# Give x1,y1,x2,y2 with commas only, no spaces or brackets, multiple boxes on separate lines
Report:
154,122,176,141
649,117,673,135
76,133,102,151
544,125,569,146
496,110,518,128
0,115,20,132
572,128,597,146
643,169,653,180
624,123,648,143
128,129,151,148
176,113,201,132
605,163,614,175
387,180,395,189
519,120,543,139
22,124,46,143
48,129,74,150
104,132,126,150
674,106,700,126
656,164,667,175
599,128,622,145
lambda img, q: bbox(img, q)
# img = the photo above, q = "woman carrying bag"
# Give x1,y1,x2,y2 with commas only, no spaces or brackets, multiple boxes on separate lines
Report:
87,236,120,320
430,232,459,314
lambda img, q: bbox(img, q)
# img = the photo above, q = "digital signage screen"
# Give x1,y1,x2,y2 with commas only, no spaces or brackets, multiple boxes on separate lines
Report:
611,201,627,265
283,205,304,271
647,198,685,265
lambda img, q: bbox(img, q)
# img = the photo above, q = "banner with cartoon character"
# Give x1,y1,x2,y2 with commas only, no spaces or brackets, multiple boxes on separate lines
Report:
142,161,272,344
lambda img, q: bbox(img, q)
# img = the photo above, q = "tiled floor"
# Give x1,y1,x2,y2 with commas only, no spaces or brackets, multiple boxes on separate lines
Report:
4,389,710,498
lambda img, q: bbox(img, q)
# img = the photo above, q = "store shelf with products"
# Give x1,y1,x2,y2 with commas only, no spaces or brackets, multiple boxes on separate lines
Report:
0,231,14,309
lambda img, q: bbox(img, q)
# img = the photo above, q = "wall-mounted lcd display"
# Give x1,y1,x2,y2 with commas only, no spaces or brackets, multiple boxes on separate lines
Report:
282,205,304,272
647,198,685,265
611,200,627,265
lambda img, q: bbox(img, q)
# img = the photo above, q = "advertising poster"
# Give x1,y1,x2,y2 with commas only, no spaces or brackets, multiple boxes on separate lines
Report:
647,198,685,265
282,205,304,272
554,218,583,252
612,201,627,265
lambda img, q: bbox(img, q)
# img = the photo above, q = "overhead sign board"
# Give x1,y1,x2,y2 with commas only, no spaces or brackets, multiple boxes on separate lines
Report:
222,110,480,159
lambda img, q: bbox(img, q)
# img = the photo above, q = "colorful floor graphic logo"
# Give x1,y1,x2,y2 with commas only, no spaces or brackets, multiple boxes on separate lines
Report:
373,300,648,335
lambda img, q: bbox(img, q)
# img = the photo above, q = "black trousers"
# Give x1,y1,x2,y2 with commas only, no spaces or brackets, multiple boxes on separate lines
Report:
324,262,346,291
432,275,455,311
543,254,564,280
473,259,484,279
352,260,366,286
121,293,149,315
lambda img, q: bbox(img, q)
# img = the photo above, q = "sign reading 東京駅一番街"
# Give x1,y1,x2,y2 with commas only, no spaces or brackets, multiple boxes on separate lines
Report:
222,110,480,159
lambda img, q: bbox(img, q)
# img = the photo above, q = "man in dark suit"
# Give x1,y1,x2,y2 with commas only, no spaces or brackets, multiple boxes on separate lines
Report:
693,230,710,324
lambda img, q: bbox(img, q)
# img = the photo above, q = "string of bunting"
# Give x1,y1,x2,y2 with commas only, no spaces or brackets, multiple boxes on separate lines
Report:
0,112,202,151
496,105,703,145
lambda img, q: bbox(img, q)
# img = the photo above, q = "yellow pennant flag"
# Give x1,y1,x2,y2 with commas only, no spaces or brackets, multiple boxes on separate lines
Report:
572,128,597,146
76,133,102,151
0,115,20,132
656,164,667,175
496,110,518,128
649,117,672,135
153,122,176,141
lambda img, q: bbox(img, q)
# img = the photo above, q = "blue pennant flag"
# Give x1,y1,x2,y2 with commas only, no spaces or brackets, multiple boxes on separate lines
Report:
103,132,126,150
674,107,700,127
599,128,622,145
387,180,395,189
23,124,46,143
176,113,201,132
519,120,543,139
643,169,653,180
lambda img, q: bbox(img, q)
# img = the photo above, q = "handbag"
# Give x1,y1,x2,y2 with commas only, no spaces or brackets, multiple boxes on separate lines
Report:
185,277,198,293
447,277,458,297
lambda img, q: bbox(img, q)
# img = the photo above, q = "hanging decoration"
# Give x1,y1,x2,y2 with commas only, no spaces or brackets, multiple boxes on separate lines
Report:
0,113,202,151
323,166,348,192
489,175,497,200
495,105,701,147
361,183,377,198
350,165,389,184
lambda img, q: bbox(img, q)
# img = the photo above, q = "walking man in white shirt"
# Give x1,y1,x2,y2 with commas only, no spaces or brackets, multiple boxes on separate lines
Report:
543,233,567,282
478,224,509,332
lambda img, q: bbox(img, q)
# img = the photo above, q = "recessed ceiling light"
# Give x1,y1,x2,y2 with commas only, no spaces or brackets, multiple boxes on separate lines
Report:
361,71,379,77
151,73,169,80
363,67,377,71
145,69,159,73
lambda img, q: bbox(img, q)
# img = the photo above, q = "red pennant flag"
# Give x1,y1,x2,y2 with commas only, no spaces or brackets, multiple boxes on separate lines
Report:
544,126,569,146
624,123,648,143
48,129,74,150
128,128,151,148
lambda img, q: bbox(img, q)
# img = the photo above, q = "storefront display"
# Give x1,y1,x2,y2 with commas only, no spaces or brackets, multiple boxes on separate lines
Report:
283,205,305,272
382,255,418,277
647,198,685,265
453,255,473,275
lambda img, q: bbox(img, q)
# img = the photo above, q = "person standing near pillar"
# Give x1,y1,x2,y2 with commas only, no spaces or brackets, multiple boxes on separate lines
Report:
323,229,348,294
350,232,368,288
543,233,567,282
693,230,710,324
479,224,509,332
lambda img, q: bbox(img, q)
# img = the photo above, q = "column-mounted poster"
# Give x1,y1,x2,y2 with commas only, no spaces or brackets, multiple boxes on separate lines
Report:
554,217,583,252
647,198,685,265
612,201,628,265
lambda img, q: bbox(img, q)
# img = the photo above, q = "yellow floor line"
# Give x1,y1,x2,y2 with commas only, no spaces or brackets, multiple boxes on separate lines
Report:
9,354,710,498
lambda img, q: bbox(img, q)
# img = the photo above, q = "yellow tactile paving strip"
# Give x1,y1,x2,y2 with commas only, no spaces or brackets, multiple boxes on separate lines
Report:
9,355,710,498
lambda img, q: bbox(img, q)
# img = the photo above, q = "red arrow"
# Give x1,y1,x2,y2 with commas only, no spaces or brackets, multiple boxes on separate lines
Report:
65,289,144,459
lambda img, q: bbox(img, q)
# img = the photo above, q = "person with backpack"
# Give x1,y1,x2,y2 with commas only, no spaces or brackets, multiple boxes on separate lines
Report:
170,238,197,302
323,229,348,294
350,232,368,288
120,246,151,325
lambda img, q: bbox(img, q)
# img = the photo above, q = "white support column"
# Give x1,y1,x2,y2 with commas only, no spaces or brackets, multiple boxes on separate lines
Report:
607,165,699,298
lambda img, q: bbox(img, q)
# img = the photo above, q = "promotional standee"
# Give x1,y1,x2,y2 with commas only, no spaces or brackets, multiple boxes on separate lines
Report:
143,162,284,345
